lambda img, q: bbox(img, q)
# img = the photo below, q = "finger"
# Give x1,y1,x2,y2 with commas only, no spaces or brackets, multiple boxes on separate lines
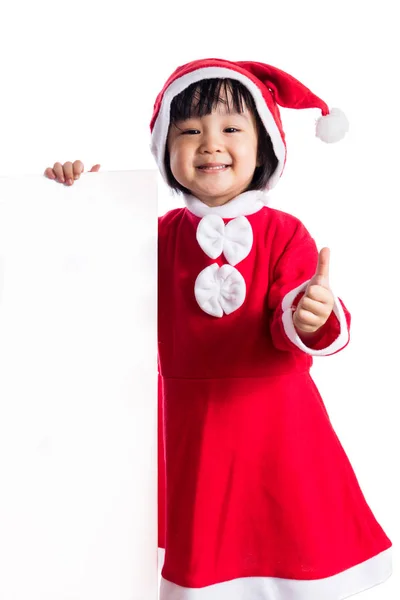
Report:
53,162,66,183
63,162,74,185
300,296,331,318
304,284,332,303
72,160,85,180
315,247,330,282
294,308,321,330
44,167,56,180
89,164,101,172
294,321,317,333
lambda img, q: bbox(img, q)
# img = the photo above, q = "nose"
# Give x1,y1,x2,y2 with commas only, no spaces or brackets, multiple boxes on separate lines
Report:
199,130,223,154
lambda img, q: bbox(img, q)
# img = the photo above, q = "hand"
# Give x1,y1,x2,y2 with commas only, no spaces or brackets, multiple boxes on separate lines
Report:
43,160,101,186
293,247,334,334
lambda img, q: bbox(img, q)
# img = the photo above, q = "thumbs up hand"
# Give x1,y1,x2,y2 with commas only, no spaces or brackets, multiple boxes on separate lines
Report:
293,247,335,334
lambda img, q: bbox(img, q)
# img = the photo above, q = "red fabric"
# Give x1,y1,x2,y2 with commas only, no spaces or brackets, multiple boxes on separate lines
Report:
157,206,391,588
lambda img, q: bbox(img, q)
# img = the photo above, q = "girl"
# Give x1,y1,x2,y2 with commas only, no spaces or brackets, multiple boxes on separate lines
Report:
44,58,392,600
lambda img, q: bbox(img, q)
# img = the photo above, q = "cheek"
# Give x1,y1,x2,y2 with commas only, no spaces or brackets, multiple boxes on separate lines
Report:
170,145,192,175
234,141,258,167
168,145,193,186
168,146,182,176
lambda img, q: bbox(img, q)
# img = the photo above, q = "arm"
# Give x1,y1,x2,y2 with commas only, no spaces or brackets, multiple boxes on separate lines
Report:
267,220,351,356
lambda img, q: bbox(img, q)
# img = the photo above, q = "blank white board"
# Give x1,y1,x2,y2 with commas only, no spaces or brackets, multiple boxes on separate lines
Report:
0,170,158,600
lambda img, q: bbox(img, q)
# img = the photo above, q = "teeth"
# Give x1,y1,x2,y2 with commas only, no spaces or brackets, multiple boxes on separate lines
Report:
199,165,228,170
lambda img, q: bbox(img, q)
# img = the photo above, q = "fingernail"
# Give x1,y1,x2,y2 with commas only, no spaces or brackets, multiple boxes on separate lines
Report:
67,178,73,185
74,174,79,180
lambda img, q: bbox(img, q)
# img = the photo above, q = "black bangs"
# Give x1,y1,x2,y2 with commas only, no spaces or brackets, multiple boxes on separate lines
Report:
169,78,257,123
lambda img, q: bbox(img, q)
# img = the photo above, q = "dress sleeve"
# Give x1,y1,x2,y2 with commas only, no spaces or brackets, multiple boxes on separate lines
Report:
267,219,351,357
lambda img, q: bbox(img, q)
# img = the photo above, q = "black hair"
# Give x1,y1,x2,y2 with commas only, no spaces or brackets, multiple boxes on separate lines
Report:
164,78,279,194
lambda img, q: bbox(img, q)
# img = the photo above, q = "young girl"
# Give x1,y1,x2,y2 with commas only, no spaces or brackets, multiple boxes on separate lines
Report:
44,58,392,600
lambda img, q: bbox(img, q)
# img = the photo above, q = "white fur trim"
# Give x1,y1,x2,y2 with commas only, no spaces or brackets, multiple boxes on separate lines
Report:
281,280,349,356
316,108,349,143
184,190,270,218
150,67,285,190
196,215,253,266
194,264,246,317
159,548,392,600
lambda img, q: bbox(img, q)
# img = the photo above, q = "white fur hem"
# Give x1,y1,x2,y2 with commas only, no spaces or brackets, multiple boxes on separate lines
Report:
281,280,349,356
183,190,270,218
158,548,392,600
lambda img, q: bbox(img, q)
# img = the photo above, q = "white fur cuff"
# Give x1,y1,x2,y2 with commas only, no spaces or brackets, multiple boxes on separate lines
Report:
281,280,349,356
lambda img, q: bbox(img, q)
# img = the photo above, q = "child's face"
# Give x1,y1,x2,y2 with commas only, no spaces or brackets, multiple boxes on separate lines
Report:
166,100,259,207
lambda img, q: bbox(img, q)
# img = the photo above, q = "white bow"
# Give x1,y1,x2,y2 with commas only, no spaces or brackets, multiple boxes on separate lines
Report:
196,215,253,266
194,264,246,318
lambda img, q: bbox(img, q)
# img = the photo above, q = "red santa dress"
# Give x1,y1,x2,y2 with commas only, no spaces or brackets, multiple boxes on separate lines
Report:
157,189,392,600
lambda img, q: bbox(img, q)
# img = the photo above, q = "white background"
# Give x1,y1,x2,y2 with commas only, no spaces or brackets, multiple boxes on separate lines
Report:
0,0,398,598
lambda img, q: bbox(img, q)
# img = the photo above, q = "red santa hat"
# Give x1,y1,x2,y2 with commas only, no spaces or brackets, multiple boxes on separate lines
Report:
150,58,349,191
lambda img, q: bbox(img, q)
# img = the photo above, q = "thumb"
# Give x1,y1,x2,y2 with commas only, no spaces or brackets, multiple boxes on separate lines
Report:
308,247,330,289
89,164,101,172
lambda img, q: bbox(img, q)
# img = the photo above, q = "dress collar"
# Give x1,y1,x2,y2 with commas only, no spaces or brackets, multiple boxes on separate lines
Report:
183,190,270,218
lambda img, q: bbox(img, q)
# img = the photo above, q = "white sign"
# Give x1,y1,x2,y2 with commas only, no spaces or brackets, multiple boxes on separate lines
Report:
0,171,158,600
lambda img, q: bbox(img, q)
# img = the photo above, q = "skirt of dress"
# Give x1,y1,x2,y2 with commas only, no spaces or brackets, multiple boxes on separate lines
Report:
159,371,392,600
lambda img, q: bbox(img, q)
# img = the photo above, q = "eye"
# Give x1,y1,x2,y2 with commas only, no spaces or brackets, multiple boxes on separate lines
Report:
181,129,200,135
224,127,240,133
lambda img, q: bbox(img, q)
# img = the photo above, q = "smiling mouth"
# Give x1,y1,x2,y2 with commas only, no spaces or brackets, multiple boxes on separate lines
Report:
196,164,231,171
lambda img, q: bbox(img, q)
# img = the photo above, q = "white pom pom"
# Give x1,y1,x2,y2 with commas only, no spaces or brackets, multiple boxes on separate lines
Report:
316,107,349,143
